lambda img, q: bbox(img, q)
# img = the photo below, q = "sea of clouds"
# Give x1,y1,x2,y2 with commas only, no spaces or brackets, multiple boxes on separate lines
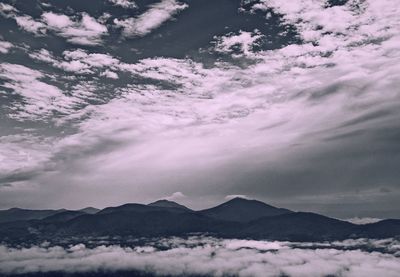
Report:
1,237,400,277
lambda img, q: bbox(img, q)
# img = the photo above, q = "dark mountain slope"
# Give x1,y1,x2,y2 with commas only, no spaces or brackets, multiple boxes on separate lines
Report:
42,211,87,222
242,212,357,241
0,208,66,223
199,197,292,222
79,207,100,214
98,202,191,215
57,210,234,237
148,200,192,211
356,219,400,238
1,199,400,244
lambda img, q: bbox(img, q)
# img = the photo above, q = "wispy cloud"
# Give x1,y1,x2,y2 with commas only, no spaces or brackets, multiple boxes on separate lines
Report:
114,0,188,37
0,5,108,45
0,63,77,119
42,12,108,45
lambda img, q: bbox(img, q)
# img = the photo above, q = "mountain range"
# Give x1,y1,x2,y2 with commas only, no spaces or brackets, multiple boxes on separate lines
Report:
0,198,399,244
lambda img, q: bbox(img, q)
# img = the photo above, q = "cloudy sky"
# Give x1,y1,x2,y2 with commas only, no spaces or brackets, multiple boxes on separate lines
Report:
0,0,399,218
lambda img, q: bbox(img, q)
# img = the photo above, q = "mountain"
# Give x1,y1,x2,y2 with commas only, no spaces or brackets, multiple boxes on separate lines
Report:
199,197,292,222
97,203,187,215
79,207,100,214
58,210,229,237
356,219,400,238
0,198,400,244
241,212,357,241
148,200,192,211
0,206,101,224
0,208,66,223
98,201,193,216
42,211,87,222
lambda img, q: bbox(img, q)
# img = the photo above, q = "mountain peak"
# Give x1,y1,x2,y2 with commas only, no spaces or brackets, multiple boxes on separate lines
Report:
226,197,255,203
148,199,191,211
222,197,275,208
228,196,250,201
7,207,22,211
200,198,292,222
79,207,100,214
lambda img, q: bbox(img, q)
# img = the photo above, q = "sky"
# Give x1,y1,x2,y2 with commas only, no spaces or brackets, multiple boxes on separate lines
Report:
0,0,399,218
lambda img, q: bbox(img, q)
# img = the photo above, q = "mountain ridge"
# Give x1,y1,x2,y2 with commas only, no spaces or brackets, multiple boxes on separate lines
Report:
148,199,192,211
199,197,293,222
0,198,399,244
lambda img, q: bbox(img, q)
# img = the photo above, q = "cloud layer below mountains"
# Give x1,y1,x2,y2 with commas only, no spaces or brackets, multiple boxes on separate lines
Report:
1,237,400,277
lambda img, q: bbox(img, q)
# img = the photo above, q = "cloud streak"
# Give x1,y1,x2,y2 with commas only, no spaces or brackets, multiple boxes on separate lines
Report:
114,0,188,37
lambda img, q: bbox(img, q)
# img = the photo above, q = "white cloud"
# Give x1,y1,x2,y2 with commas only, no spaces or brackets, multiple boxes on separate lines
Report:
0,40,13,54
58,0,400,207
1,237,400,276
114,0,188,37
42,12,108,45
108,0,137,9
0,63,77,120
29,48,120,74
100,70,119,79
0,4,46,35
213,30,264,56
225,195,250,200
28,48,57,63
41,12,73,29
164,191,186,201
345,217,383,225
0,4,108,45
63,49,119,68
14,15,47,34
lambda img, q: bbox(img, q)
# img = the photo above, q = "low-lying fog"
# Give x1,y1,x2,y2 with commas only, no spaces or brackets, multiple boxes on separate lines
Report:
1,236,400,277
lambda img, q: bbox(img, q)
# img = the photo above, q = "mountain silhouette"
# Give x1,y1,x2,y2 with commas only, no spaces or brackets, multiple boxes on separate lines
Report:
0,198,399,244
241,212,356,241
79,207,100,214
0,208,66,223
42,211,87,223
199,197,292,222
0,207,98,223
148,200,192,211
